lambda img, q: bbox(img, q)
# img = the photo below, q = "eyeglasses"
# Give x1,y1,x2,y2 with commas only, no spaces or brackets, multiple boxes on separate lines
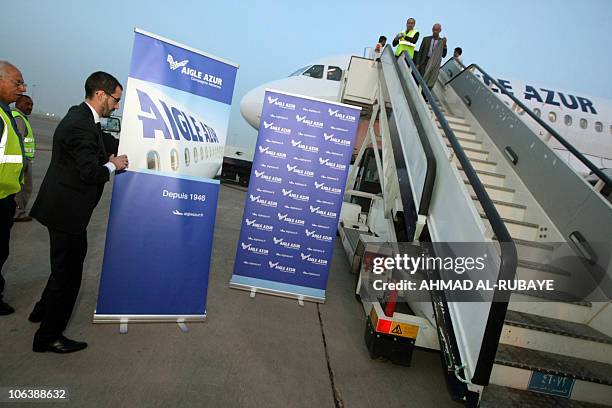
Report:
0,76,27,88
104,91,121,104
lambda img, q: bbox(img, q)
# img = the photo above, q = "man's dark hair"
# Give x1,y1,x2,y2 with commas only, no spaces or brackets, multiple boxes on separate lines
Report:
85,71,122,99
378,35,387,43
454,47,463,55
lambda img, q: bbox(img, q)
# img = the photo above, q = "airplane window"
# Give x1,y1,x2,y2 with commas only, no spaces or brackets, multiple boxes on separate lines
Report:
205,146,209,159
302,65,324,79
327,66,342,81
533,108,541,118
289,65,310,77
185,148,190,166
193,147,198,163
200,147,204,160
595,121,603,133
548,111,557,123
580,118,588,129
146,150,160,170
170,149,179,171
564,115,572,126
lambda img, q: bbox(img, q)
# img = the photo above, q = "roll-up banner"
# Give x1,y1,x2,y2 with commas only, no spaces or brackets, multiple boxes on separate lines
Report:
230,90,361,302
94,29,238,323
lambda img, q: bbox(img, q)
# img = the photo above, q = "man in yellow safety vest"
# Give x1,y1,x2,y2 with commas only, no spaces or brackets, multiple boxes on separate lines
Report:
393,18,420,59
12,95,35,222
0,60,26,315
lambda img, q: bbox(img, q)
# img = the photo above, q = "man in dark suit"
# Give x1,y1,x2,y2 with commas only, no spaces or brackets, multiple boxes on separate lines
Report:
29,71,128,353
414,23,448,77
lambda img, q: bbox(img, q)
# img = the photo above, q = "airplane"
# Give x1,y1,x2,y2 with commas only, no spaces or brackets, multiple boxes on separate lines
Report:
118,82,226,179
239,53,612,175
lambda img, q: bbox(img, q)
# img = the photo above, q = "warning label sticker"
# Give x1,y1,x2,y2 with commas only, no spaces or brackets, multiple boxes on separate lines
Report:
370,307,419,339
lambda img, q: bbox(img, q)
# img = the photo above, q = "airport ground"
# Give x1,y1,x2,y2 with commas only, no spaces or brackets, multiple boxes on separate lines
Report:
0,114,462,407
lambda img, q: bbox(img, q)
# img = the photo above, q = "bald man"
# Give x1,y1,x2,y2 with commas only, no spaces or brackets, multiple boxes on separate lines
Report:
414,23,447,77
12,95,35,222
0,61,27,315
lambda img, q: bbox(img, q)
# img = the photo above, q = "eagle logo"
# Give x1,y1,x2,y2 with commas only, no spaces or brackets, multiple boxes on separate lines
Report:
167,54,189,71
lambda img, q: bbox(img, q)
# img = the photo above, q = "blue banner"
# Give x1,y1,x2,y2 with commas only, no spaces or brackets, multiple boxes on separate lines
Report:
230,90,361,301
95,30,237,320
96,170,219,315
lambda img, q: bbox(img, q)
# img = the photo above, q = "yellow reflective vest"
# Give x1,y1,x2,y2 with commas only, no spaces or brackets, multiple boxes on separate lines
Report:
395,29,419,59
12,109,35,160
0,108,24,198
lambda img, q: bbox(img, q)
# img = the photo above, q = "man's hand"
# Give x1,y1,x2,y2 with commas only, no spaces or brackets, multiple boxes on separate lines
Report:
109,154,129,171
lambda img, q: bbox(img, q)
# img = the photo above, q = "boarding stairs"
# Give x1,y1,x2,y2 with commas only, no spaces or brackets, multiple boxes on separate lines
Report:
428,99,612,407
339,48,612,406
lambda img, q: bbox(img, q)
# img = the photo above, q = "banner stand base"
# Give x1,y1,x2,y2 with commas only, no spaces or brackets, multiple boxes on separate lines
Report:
92,313,207,331
229,281,325,304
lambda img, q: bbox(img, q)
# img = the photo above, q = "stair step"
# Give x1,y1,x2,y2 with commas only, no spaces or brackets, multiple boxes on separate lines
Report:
432,114,468,127
439,123,476,135
459,167,505,179
461,168,506,189
472,195,526,210
515,259,574,284
464,179,515,202
492,238,558,266
473,195,527,220
512,238,556,252
511,289,592,307
439,125,477,140
449,136,484,151
468,156,498,172
495,344,612,385
505,310,612,345
450,144,489,161
436,118,471,129
480,212,539,240
480,384,610,408
517,259,571,277
479,213,538,229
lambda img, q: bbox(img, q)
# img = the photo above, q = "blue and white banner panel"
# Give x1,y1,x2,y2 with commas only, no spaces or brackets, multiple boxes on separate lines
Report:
119,28,238,178
95,29,237,321
96,170,219,316
230,90,361,301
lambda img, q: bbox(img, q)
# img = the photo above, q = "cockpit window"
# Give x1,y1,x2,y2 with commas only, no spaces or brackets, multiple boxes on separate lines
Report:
289,65,310,77
327,66,342,81
302,65,324,79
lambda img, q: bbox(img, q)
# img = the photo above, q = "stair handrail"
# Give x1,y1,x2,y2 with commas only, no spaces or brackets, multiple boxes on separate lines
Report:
441,59,612,188
396,49,518,386
383,46,437,221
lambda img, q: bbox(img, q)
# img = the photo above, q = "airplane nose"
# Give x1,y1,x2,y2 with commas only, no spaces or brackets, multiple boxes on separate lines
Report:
240,87,264,130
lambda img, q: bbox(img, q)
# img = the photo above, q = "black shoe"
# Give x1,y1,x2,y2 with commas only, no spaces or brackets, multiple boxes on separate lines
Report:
0,300,15,315
33,336,88,354
28,303,44,323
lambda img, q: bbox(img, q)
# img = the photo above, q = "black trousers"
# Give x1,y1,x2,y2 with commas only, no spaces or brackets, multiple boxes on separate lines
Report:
34,227,87,342
0,195,16,301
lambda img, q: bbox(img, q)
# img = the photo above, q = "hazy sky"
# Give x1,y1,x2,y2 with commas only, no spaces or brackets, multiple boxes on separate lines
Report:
3,0,611,149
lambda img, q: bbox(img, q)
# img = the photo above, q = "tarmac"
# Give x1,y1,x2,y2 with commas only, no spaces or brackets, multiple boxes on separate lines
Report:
0,113,462,407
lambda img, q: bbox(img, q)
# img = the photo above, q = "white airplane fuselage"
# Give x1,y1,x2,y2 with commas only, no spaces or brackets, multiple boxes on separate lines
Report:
240,55,612,174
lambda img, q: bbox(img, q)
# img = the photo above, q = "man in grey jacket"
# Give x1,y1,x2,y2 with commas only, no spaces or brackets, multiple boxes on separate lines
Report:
414,23,447,82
